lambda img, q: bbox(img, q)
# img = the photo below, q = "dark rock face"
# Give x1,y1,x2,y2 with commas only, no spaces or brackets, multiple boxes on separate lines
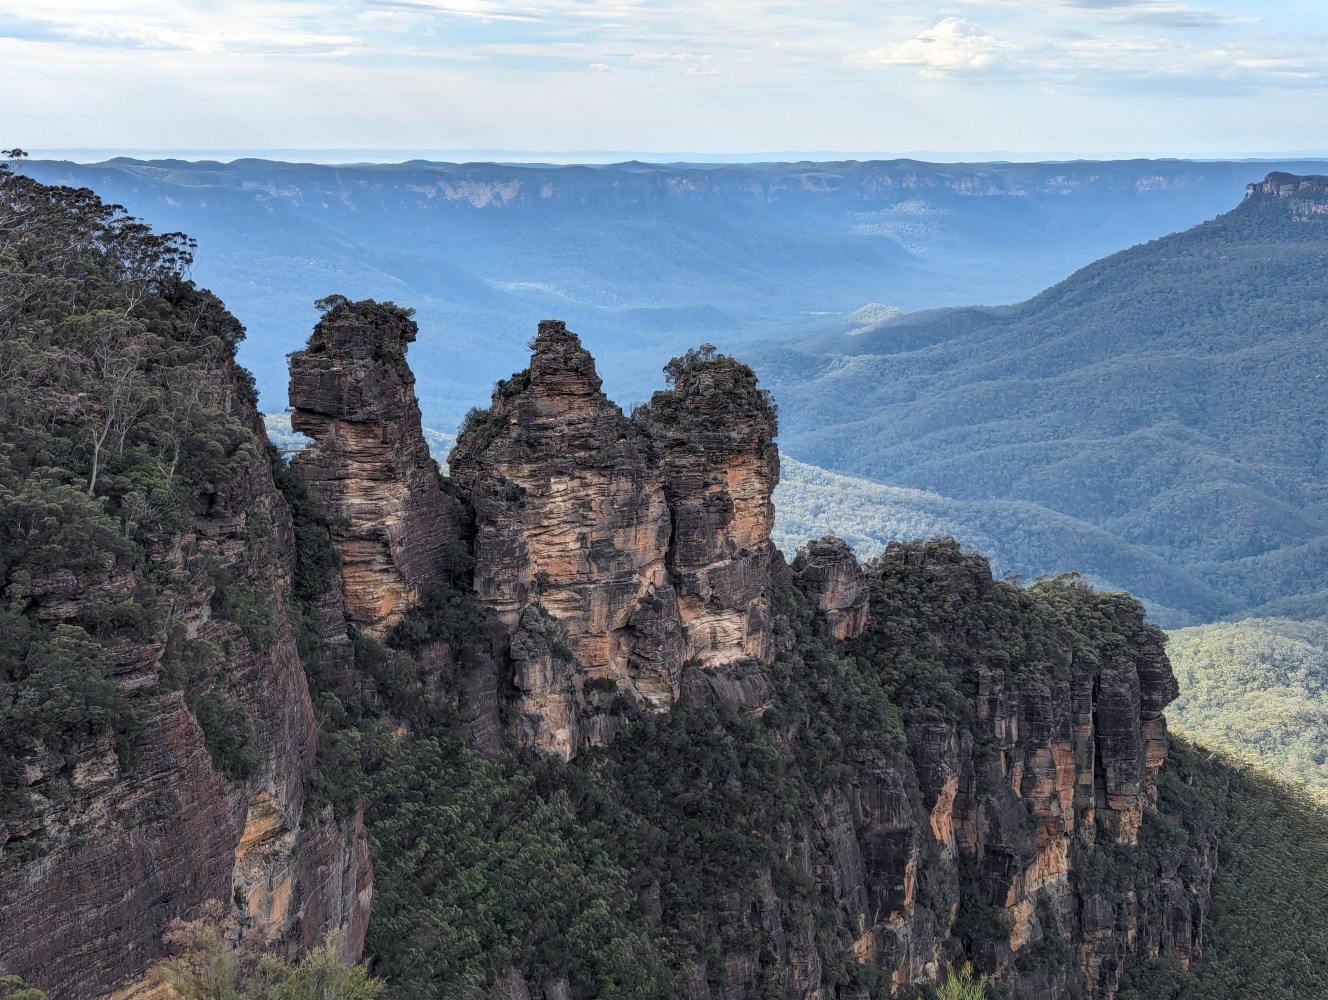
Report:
0,381,370,999
846,542,1201,999
450,321,686,758
636,348,781,668
791,535,870,640
289,299,462,637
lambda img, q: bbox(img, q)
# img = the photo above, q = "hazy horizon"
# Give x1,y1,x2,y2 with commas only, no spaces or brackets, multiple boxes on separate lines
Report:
22,148,1328,167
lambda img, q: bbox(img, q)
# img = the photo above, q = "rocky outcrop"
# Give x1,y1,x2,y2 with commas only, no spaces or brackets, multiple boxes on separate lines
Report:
449,321,686,758
670,536,1199,1000
636,346,780,668
0,378,369,998
1245,170,1328,218
790,535,870,640
289,298,461,637
836,541,1200,999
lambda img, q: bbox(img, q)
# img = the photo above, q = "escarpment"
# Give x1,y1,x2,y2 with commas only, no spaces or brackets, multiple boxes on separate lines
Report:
1245,170,1328,219
0,167,1243,1000
288,298,462,637
832,542,1199,999
0,343,370,1000
287,313,1201,999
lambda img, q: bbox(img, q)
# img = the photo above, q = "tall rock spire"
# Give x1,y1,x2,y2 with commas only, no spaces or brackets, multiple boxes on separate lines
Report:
636,345,781,668
288,297,461,637
449,320,685,757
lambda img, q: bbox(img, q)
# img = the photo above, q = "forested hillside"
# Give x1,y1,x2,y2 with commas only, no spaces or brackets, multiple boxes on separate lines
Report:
0,155,373,997
763,174,1328,625
1164,618,1328,797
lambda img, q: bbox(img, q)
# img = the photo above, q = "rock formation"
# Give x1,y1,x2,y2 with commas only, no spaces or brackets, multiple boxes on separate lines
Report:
832,541,1199,999
449,321,685,757
636,345,780,667
0,376,370,1000
791,535,870,640
2,154,1220,1000
288,298,461,637
1245,170,1328,218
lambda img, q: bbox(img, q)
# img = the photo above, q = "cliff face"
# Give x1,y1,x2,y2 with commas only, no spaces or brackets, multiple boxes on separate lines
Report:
790,535,870,641
1244,170,1328,219
636,348,781,667
645,541,1200,1000
446,327,790,757
288,299,461,638
436,328,1199,1000
449,321,685,757
0,377,370,1000
840,543,1196,999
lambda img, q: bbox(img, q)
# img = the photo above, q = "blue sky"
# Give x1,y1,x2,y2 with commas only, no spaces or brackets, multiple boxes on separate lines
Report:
5,0,1327,157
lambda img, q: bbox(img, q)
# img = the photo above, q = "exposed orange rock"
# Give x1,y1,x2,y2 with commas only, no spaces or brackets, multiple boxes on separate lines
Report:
289,298,461,637
791,535,870,640
449,321,685,757
636,346,780,667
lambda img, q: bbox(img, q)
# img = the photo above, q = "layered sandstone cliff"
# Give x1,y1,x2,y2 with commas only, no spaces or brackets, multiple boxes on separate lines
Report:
789,540,1199,1000
435,328,1195,1000
636,346,781,667
0,374,370,1000
1245,170,1328,219
790,535,870,641
449,321,685,757
289,298,461,637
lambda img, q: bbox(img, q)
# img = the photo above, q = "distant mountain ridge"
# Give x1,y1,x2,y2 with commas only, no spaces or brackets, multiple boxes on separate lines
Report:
20,156,1328,427
762,172,1328,624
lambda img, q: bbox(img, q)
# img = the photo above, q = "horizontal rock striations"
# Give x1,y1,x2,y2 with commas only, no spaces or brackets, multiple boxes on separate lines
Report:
449,321,685,757
839,541,1198,999
635,345,781,668
0,373,370,1000
1245,170,1328,219
283,311,1198,1000
289,298,461,637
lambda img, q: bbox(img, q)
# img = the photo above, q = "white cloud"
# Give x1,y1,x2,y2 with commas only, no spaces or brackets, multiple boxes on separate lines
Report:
3,0,1326,154
0,1,359,54
849,18,1011,76
631,51,700,63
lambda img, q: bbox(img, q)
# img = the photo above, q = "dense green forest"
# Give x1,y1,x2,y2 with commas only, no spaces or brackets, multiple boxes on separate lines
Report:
1164,618,1328,798
0,154,271,799
772,457,1218,625
760,178,1328,626
1120,740,1328,1000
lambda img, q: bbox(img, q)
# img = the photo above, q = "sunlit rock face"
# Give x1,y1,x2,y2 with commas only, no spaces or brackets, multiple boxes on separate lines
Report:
635,347,781,669
839,541,1198,999
449,321,685,758
288,299,461,638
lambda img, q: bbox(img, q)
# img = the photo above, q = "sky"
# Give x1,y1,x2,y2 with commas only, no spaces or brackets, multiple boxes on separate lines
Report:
4,0,1328,159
